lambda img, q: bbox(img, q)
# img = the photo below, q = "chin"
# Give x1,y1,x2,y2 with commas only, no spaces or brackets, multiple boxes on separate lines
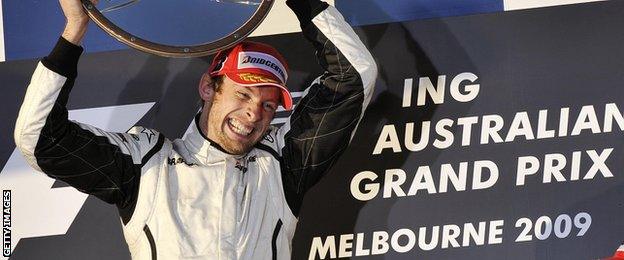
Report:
221,140,255,155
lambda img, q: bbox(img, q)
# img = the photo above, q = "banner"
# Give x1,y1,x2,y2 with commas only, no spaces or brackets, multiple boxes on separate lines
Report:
293,1,624,259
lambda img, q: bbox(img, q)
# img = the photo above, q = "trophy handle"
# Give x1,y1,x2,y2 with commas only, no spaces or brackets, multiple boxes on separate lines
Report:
100,0,141,13
80,0,275,58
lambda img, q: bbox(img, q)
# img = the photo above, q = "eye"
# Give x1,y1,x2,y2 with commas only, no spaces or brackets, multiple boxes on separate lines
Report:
263,102,278,112
236,91,250,100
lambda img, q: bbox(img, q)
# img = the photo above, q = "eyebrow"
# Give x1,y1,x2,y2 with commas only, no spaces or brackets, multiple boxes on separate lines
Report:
237,86,279,103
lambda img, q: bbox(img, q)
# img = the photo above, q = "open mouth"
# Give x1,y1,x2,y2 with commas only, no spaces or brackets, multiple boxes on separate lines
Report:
228,118,254,136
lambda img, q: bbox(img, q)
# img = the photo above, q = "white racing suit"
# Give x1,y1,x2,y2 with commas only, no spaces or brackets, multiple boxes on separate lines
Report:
14,2,377,259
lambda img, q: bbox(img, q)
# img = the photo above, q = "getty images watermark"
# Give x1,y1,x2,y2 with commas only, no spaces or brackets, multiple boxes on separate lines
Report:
2,190,10,257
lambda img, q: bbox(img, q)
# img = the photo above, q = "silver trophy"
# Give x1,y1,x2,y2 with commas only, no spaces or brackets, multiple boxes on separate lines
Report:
81,0,272,57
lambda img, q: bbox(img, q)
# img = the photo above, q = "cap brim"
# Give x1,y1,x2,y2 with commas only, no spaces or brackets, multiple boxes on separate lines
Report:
225,72,293,111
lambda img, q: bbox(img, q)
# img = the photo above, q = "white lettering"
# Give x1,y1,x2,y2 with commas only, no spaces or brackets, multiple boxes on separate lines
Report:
350,171,379,201
338,234,353,258
417,75,446,106
373,125,401,155
391,229,416,253
433,119,454,149
384,169,407,198
481,115,504,144
472,160,499,190
308,236,336,260
604,103,624,132
405,122,430,152
537,109,555,138
571,105,601,135
505,111,535,142
449,72,480,102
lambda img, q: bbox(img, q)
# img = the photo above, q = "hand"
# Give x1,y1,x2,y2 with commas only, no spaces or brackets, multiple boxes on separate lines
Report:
60,0,98,45
286,0,326,28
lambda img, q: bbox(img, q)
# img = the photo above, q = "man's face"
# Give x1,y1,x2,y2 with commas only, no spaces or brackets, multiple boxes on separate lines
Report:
206,75,281,155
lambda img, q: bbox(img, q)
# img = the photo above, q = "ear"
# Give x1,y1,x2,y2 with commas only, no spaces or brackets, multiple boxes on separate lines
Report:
198,73,215,102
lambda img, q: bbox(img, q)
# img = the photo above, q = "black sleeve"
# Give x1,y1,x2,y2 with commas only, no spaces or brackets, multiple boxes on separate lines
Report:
278,2,378,216
286,0,329,28
14,37,162,223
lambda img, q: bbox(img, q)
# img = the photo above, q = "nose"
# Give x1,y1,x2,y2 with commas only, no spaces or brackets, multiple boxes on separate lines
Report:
245,103,263,122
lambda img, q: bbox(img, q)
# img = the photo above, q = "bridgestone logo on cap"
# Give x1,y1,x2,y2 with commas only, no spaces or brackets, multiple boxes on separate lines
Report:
238,52,287,83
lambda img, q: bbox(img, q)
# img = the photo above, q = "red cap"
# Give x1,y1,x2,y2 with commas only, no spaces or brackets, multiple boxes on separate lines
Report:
604,243,624,260
208,41,292,110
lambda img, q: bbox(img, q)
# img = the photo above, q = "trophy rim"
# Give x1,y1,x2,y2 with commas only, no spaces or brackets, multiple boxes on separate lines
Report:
81,0,274,58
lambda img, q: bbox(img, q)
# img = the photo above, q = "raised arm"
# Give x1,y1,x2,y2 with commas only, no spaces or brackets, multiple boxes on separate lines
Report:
59,0,92,45
13,0,161,223
276,0,378,216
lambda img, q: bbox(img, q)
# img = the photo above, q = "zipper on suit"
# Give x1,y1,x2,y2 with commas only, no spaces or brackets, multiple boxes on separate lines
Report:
272,219,283,260
143,224,157,260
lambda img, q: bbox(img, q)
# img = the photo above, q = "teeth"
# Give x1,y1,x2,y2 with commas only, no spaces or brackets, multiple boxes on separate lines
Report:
229,118,253,136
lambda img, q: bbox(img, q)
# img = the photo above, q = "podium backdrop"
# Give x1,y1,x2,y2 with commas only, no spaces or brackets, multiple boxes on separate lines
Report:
1,0,622,259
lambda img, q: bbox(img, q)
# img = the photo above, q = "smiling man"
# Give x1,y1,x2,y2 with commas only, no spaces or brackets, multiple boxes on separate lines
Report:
13,0,377,259
200,41,292,155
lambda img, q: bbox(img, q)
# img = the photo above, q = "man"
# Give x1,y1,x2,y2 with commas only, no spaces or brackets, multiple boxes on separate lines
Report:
13,0,377,259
